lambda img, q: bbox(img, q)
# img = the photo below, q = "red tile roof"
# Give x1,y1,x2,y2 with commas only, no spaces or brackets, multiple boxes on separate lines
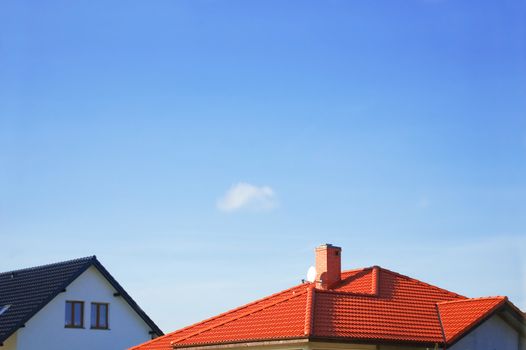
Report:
131,267,523,350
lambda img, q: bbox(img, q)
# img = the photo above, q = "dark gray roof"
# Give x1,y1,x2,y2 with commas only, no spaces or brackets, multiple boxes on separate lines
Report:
0,256,163,344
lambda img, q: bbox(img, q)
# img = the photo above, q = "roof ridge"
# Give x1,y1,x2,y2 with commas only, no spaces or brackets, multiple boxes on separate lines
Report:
332,267,377,295
0,256,96,276
434,303,447,346
303,285,315,336
437,296,506,305
371,266,379,296
377,266,466,299
130,283,308,350
340,267,368,274
312,288,380,297
170,286,310,345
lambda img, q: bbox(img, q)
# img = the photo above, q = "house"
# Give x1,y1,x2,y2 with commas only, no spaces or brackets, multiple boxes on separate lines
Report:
131,244,525,350
0,256,163,350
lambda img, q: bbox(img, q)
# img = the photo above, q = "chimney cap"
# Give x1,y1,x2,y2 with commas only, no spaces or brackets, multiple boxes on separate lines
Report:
316,243,341,249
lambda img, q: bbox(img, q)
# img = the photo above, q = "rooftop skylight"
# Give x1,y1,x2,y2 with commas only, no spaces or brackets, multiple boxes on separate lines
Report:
0,305,10,316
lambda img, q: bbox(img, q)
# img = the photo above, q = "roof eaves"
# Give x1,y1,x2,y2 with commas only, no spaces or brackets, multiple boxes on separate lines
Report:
499,302,526,337
307,336,439,348
172,337,310,349
171,336,441,350
502,298,526,323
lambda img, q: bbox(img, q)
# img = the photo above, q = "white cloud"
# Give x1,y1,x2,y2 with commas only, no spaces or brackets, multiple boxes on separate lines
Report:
217,183,277,212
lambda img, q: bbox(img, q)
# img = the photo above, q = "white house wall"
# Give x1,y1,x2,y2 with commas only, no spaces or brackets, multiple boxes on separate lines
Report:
12,266,153,350
448,314,523,350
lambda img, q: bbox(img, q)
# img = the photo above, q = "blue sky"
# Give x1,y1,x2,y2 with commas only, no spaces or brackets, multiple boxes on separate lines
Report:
1,0,525,331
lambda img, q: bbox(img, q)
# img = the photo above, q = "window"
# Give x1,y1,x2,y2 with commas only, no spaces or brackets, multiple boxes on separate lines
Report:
65,301,84,328
91,303,109,329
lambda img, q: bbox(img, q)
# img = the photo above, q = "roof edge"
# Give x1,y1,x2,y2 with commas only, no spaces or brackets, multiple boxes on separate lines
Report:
173,337,310,350
91,259,163,337
0,256,96,276
303,285,315,336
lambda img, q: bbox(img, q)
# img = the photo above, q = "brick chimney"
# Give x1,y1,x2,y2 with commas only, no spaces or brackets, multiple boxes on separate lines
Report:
315,244,342,290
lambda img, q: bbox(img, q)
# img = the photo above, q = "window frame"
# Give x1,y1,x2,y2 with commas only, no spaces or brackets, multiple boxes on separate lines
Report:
65,300,84,328
90,302,109,330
